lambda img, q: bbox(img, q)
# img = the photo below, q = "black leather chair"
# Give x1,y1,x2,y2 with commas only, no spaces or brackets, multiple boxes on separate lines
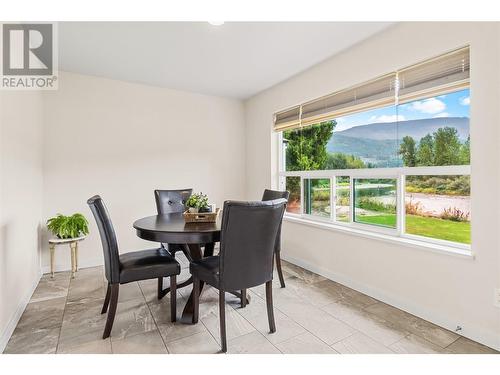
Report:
154,189,193,293
87,195,181,339
190,199,287,352
262,189,290,288
154,189,192,256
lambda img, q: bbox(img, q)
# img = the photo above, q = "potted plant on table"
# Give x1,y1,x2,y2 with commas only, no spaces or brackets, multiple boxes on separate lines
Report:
185,193,211,213
47,213,90,239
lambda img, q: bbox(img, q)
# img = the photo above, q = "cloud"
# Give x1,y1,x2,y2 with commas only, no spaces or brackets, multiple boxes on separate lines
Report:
409,97,446,114
369,114,406,123
433,112,450,118
460,96,470,106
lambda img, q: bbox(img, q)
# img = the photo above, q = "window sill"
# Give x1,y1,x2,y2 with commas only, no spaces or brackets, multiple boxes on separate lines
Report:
283,215,474,259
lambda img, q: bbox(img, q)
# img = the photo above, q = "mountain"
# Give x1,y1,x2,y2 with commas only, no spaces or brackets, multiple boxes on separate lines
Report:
326,117,469,167
334,117,469,141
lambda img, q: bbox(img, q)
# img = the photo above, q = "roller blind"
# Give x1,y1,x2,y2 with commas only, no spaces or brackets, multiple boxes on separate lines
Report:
300,73,397,127
273,46,470,132
398,46,470,104
274,106,301,132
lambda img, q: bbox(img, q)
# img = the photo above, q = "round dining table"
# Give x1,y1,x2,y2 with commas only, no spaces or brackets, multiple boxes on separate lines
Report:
133,212,248,323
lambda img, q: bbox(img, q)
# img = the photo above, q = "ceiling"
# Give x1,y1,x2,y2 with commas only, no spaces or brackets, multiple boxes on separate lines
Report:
59,22,393,99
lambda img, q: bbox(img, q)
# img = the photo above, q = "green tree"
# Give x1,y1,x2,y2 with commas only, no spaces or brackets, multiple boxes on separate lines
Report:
433,127,461,166
460,135,470,165
326,153,366,169
284,121,335,171
417,134,435,166
399,136,417,167
284,121,335,201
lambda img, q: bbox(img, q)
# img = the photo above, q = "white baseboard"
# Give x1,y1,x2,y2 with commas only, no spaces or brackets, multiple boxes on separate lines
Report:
282,253,500,352
0,270,42,353
41,257,103,275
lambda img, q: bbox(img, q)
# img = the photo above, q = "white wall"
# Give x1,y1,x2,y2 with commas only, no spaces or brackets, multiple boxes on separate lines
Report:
0,90,44,351
244,22,500,350
41,72,246,272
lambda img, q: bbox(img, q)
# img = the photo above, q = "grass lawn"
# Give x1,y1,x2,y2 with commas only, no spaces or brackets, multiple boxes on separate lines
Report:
356,214,470,244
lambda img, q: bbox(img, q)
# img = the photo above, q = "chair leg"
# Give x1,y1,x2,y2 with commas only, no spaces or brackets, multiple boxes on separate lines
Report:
219,289,227,353
101,283,111,314
240,289,247,308
192,277,200,324
157,277,164,300
265,281,276,333
170,275,177,322
103,284,119,339
275,251,286,288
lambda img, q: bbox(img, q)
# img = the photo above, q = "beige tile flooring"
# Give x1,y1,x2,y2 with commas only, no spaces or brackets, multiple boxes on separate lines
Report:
3,256,498,354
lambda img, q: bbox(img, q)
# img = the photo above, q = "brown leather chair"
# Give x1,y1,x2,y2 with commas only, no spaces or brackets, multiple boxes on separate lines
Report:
262,189,290,288
189,199,287,352
87,195,180,339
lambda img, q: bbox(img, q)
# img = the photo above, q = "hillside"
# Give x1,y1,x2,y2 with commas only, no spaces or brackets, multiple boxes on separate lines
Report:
327,117,469,167
335,117,469,141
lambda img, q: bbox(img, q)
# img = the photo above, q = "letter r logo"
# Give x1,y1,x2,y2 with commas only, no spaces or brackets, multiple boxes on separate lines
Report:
2,24,53,75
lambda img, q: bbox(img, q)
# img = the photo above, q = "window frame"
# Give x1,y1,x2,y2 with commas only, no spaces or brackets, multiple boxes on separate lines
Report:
278,129,471,252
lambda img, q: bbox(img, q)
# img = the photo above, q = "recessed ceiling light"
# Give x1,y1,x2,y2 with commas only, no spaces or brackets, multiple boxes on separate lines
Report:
208,21,224,26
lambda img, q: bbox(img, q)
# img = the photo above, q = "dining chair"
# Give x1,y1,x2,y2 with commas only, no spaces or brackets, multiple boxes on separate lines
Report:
87,195,181,339
154,189,192,257
154,189,193,296
190,199,287,352
262,189,290,288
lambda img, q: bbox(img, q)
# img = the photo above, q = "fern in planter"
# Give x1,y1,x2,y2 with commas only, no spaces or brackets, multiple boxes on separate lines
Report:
47,213,90,239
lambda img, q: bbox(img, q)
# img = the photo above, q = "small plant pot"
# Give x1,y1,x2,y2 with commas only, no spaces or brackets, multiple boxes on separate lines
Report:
188,207,199,213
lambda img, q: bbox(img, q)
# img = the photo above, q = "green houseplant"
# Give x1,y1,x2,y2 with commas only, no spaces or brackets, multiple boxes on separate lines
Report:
185,193,210,213
47,213,90,239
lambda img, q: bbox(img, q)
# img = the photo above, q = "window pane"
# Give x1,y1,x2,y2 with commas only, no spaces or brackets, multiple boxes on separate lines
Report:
285,176,301,214
397,88,470,167
335,176,350,222
304,178,330,218
283,128,302,171
284,123,335,171
327,106,400,169
405,175,470,244
354,179,397,228
281,89,470,172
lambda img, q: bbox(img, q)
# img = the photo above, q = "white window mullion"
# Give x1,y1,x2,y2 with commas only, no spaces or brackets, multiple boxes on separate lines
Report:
349,175,354,224
300,176,304,216
330,175,335,222
399,174,406,237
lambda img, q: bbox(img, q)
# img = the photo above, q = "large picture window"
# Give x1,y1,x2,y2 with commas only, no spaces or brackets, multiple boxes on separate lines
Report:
277,47,471,251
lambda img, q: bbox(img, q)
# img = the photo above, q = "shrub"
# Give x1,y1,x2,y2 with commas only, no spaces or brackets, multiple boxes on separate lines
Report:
312,189,330,201
337,195,349,206
405,175,470,196
405,200,423,215
440,207,470,222
357,197,396,213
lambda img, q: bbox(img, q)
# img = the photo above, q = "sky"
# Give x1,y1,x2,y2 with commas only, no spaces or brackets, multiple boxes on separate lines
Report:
334,88,470,132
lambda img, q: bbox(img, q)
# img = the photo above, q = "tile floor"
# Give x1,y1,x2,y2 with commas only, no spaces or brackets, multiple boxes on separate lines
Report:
3,256,498,354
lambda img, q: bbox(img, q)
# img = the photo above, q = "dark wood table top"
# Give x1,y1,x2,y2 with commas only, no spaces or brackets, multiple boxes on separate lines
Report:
133,213,221,244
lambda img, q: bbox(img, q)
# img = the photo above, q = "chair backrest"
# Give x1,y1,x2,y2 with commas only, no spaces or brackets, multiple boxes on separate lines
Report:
154,189,193,215
87,195,120,284
219,199,287,291
262,189,289,253
262,189,290,202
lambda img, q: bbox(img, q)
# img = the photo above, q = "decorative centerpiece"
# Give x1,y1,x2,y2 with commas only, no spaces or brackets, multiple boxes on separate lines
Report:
47,213,90,239
184,193,219,223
